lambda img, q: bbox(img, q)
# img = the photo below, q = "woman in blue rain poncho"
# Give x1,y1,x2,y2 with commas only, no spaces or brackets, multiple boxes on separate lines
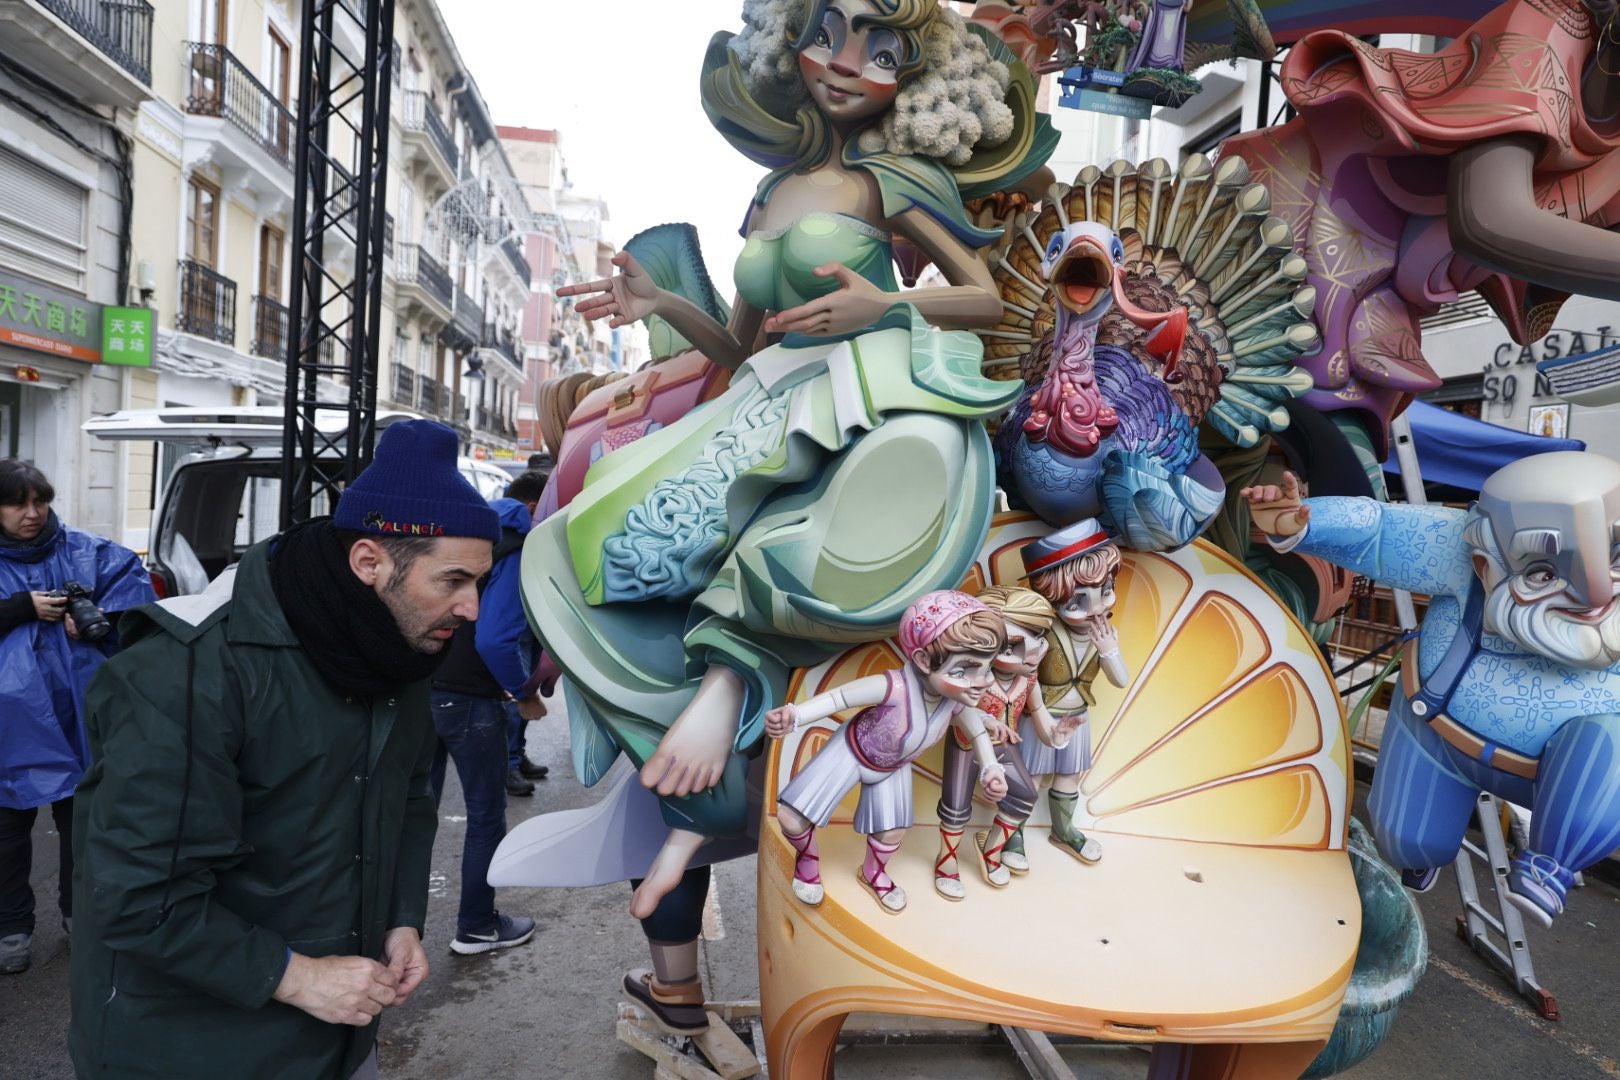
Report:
0,459,153,974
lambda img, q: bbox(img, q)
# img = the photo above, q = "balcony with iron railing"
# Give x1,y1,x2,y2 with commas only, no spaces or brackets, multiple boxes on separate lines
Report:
395,244,453,323
3,0,154,108
252,297,337,363
185,43,294,173
401,91,458,193
417,376,446,418
177,260,236,346
440,287,481,352
390,362,416,407
478,321,524,380
497,238,531,288
251,296,287,359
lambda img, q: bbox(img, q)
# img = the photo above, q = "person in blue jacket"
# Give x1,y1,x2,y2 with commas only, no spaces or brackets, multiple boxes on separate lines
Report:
477,470,550,794
425,470,547,954
0,459,153,974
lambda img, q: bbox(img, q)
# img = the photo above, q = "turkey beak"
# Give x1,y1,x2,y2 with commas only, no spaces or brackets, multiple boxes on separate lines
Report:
1050,237,1114,317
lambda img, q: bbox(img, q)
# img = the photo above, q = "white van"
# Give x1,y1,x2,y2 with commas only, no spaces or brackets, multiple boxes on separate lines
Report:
84,407,513,597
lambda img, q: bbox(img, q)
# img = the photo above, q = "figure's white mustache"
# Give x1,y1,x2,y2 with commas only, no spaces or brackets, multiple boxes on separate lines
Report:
1485,580,1620,670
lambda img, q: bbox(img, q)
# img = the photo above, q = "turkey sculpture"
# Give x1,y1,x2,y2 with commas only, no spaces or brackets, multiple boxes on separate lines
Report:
983,155,1320,551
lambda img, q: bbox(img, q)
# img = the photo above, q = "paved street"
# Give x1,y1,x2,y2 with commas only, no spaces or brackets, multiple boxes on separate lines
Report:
6,696,1620,1080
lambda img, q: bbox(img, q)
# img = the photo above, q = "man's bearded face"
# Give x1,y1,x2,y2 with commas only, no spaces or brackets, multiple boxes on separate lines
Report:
1479,551,1620,670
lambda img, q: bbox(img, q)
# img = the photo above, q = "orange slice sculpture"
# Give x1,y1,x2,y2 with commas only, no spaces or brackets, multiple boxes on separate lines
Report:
758,512,1357,1079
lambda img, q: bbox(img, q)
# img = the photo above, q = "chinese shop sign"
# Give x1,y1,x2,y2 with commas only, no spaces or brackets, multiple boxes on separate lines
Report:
102,308,154,367
0,275,150,366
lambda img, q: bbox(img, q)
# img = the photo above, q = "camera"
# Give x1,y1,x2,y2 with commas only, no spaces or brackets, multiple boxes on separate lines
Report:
49,582,111,643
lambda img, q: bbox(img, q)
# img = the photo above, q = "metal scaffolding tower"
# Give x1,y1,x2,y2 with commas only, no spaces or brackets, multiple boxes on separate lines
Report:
279,0,398,527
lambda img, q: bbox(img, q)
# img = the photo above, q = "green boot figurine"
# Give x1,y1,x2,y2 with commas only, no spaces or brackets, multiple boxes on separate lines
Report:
1001,824,1029,874
1047,789,1101,863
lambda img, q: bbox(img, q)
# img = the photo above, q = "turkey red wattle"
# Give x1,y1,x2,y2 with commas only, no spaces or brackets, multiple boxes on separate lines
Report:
1021,338,1119,458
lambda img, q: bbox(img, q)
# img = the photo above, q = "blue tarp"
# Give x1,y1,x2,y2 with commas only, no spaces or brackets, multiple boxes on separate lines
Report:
1382,400,1585,492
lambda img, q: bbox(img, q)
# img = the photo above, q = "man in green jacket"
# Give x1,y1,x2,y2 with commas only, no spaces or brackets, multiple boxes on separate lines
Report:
69,420,499,1079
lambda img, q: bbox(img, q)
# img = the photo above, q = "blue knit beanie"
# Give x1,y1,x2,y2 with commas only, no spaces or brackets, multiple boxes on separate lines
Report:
334,420,500,542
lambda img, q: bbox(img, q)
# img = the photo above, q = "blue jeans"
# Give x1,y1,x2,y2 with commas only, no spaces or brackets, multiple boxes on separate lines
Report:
505,699,525,772
428,692,508,936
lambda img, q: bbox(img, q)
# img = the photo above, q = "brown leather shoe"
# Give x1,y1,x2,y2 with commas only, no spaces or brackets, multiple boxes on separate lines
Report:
623,968,708,1036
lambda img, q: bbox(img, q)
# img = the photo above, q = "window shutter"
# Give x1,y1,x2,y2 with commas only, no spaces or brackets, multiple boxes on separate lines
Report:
0,147,88,291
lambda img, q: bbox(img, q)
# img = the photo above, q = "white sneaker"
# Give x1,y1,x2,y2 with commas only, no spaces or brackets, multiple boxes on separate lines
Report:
0,932,30,975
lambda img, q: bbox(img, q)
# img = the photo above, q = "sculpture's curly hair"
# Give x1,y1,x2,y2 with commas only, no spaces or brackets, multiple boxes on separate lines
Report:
731,0,1013,165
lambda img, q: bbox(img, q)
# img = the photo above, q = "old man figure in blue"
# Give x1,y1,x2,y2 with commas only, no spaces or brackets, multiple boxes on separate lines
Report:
1243,452,1620,928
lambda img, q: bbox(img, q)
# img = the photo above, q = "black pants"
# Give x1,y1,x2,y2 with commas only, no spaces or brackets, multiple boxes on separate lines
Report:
0,798,73,936
632,865,711,944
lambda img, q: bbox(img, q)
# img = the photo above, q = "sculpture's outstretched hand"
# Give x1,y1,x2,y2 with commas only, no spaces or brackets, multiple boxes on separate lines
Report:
765,704,800,740
1240,470,1311,537
558,250,660,329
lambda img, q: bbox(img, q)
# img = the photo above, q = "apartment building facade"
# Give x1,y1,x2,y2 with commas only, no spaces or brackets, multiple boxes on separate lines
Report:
500,124,648,457
68,0,541,545
0,0,156,541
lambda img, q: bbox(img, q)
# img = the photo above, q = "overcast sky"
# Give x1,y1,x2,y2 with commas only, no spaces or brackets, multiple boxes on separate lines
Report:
441,2,765,287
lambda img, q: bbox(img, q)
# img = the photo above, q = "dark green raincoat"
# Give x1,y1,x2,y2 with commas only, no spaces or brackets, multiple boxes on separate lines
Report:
68,541,438,1079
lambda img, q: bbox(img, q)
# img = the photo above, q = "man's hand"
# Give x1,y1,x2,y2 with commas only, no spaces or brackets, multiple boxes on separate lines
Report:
1240,470,1311,537
515,694,547,722
64,613,79,640
273,952,400,1026
30,592,66,622
383,927,429,1005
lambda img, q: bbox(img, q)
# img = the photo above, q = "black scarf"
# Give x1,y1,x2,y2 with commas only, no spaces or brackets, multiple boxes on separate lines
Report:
0,511,62,564
268,518,447,697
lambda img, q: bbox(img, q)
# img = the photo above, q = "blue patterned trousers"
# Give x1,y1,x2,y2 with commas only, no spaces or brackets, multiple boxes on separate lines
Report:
1368,695,1620,878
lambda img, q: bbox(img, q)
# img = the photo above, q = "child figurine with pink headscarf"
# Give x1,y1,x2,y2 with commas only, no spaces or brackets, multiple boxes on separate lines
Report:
766,591,1011,915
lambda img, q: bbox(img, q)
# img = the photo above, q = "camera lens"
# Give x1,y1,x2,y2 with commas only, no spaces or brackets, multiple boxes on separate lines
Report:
60,585,111,643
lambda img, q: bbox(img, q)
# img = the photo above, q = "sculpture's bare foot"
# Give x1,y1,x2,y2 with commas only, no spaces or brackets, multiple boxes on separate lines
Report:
640,665,745,797
630,828,707,920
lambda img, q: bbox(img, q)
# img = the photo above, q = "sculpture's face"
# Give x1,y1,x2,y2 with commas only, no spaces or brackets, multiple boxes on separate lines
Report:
1057,573,1118,633
993,621,1049,676
799,1,904,125
1477,543,1620,670
1041,222,1124,322
1473,453,1620,671
919,649,998,707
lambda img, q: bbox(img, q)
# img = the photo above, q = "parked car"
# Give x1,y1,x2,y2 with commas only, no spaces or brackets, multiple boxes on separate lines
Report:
84,407,513,597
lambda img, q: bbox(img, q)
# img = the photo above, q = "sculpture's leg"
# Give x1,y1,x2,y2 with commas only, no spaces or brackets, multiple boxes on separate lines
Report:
1513,712,1620,925
1528,712,1620,870
1365,705,1477,877
629,827,708,919
624,865,712,1034
1147,1040,1327,1080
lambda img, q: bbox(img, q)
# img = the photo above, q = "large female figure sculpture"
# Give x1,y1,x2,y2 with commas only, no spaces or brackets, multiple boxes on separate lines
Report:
524,0,1056,922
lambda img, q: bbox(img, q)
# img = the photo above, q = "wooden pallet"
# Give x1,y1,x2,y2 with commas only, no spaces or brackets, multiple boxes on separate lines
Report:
617,1001,764,1080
